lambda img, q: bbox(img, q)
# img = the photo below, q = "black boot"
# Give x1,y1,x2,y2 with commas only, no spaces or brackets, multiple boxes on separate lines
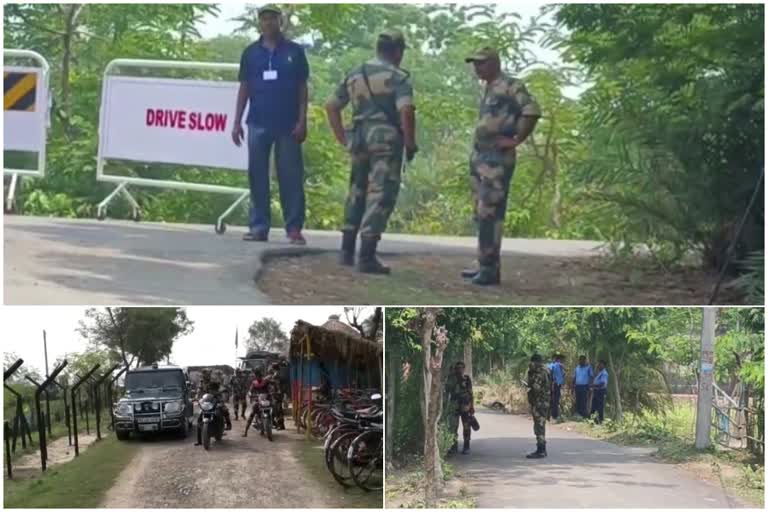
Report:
471,265,500,286
194,426,202,446
447,441,458,455
339,230,357,266
526,442,547,459
462,439,471,455
358,238,390,274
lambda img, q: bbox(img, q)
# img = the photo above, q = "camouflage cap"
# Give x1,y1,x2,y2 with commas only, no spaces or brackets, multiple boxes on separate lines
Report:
258,4,282,17
378,29,407,48
465,46,499,63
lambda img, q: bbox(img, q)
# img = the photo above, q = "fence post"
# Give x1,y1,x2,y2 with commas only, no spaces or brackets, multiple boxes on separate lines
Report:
4,421,12,479
32,361,68,471
71,364,100,457
93,364,120,440
108,366,129,432
51,379,71,446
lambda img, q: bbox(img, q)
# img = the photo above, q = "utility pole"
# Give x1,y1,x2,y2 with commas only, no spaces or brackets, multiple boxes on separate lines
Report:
695,307,717,449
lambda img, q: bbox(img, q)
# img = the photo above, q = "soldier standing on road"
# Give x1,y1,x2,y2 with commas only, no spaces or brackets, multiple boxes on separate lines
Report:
461,47,541,285
325,29,418,274
445,361,474,455
526,354,551,459
232,369,248,420
267,363,286,430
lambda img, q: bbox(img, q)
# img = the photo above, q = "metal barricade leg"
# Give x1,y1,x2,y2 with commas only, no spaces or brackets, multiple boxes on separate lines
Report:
216,190,250,234
5,173,19,213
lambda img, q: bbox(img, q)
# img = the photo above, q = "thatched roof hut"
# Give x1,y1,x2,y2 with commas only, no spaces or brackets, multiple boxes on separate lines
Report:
289,318,381,367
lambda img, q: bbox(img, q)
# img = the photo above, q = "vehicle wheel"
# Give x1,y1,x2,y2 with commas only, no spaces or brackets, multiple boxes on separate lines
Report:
328,431,357,487
348,431,383,491
202,423,211,450
215,222,226,234
116,430,130,441
265,417,273,442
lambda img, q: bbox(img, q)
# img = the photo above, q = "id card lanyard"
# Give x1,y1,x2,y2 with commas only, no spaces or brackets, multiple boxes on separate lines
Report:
263,49,278,81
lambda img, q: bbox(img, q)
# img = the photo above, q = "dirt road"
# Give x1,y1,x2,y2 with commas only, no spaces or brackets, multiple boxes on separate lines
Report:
100,417,378,508
450,409,747,508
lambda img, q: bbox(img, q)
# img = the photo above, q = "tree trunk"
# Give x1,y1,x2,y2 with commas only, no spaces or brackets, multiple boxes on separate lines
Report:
464,339,473,380
60,5,84,123
385,348,397,468
421,308,446,506
607,351,623,423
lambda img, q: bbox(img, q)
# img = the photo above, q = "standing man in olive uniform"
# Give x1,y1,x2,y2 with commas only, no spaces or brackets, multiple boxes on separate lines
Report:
445,361,474,455
526,354,551,459
325,29,418,274
231,369,248,420
462,47,541,285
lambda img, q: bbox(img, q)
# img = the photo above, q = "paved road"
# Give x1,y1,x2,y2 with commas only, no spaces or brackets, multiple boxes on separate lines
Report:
100,417,375,508
3,215,602,305
451,409,746,508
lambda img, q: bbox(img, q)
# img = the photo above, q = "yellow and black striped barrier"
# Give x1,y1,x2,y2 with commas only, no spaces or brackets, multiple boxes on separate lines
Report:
4,71,37,112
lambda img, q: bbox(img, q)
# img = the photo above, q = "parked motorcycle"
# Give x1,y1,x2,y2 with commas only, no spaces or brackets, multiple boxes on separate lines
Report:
197,393,225,450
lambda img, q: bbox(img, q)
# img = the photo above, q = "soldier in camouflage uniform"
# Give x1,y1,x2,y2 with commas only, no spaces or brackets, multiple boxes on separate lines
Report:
231,369,248,420
526,354,551,459
194,368,232,445
197,368,232,431
325,29,418,274
445,361,474,455
461,47,541,285
267,363,286,430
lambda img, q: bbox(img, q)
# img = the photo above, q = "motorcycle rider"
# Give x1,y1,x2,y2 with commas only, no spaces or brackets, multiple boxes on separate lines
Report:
194,368,232,446
243,368,274,437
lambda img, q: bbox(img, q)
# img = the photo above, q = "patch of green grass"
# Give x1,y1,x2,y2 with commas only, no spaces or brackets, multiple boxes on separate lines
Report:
386,464,476,509
294,439,382,509
4,435,138,508
3,420,103,463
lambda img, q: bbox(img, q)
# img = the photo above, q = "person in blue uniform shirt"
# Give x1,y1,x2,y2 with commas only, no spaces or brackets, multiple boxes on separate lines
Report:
547,354,565,420
572,355,593,418
590,360,609,424
232,4,310,245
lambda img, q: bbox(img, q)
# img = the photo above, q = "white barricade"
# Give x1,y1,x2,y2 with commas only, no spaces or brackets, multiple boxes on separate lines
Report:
96,59,250,233
3,49,50,213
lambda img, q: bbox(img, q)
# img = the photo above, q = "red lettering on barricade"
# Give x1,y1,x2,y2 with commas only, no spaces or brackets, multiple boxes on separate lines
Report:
145,109,227,132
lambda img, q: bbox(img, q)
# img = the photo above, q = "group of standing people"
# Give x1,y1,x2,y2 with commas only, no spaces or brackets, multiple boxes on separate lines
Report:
233,5,541,284
444,353,609,461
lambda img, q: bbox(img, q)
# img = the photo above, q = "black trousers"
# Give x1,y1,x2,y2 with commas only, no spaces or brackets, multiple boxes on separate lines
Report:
575,385,589,417
550,383,561,419
591,388,606,424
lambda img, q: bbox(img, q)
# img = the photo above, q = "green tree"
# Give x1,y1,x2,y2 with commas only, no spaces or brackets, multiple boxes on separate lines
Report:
246,317,289,353
77,307,194,367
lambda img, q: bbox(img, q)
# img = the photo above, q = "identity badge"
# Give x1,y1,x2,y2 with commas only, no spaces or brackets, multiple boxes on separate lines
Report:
263,70,278,81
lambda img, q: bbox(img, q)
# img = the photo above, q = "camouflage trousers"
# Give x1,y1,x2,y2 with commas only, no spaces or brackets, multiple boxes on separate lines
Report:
469,149,516,267
448,407,472,443
232,395,247,418
532,410,547,444
343,123,404,239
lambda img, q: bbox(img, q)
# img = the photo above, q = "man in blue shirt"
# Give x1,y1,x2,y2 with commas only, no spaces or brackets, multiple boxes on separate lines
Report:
572,355,593,418
590,360,609,424
232,5,310,244
547,354,565,420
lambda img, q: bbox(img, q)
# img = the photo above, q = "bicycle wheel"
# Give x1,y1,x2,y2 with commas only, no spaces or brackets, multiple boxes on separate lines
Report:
347,430,383,491
328,431,358,487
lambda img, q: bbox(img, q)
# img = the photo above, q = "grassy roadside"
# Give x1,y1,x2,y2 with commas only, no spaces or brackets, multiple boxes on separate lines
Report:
3,420,105,464
4,435,138,508
560,407,764,507
385,463,476,509
293,435,383,509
